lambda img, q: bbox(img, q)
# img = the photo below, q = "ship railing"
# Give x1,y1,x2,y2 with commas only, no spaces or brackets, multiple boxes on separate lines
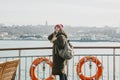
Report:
0,46,120,80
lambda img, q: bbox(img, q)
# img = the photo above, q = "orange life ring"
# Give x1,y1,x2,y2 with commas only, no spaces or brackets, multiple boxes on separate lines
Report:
76,56,103,80
30,57,55,80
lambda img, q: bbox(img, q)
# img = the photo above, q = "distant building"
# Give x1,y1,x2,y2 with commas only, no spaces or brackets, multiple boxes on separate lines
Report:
116,27,120,34
0,32,8,37
0,32,15,40
45,20,48,26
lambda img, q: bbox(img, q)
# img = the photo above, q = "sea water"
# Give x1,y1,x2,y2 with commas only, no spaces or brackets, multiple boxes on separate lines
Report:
0,40,120,57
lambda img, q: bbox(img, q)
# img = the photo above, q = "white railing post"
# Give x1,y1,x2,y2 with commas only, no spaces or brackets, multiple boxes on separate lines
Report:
18,50,21,80
113,48,115,80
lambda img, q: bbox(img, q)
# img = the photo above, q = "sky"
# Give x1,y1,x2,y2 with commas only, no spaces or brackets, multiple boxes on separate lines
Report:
0,0,120,27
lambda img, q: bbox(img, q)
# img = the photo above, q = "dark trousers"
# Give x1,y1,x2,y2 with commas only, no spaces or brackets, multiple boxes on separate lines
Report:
59,74,68,80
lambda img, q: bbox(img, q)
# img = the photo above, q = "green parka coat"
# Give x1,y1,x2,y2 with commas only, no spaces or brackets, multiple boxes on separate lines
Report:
48,30,67,75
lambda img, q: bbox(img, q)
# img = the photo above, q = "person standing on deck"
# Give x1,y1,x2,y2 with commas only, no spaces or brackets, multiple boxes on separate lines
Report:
48,24,68,80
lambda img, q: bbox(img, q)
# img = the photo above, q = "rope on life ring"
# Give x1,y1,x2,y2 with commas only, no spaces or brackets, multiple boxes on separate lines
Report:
76,56,103,80
30,57,55,80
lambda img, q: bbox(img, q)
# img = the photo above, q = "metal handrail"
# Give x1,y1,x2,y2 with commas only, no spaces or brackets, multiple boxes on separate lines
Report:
0,46,119,80
0,46,120,51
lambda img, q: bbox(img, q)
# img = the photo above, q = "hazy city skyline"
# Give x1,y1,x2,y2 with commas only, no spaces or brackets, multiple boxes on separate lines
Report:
0,0,120,27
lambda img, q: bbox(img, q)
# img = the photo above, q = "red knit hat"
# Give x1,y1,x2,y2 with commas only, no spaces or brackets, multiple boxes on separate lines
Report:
55,24,63,29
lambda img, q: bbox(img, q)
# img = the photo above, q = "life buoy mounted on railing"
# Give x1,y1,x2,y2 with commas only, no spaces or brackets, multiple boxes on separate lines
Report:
76,56,103,80
30,57,55,80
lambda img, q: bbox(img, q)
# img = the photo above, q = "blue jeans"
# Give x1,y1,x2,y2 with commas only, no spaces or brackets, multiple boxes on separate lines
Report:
59,74,68,80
